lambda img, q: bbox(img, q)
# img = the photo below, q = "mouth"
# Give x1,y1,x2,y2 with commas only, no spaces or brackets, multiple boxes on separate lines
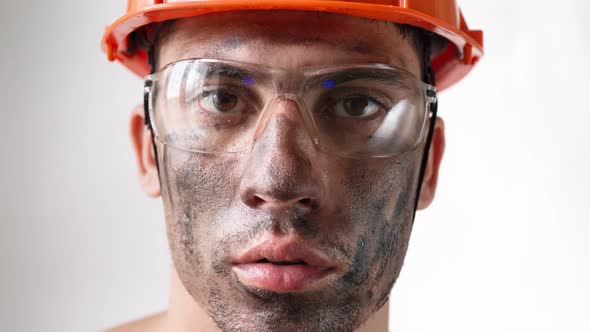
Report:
231,239,339,293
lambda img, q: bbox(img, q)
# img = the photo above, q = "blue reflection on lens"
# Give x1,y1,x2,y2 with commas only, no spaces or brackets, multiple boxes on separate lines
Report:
322,80,335,89
243,77,255,85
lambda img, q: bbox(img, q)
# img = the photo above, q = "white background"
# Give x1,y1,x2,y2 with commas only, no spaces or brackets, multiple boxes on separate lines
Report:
1,0,589,331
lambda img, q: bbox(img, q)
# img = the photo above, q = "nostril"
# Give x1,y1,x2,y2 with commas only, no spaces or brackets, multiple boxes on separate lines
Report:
299,198,312,206
250,195,266,207
244,193,320,211
298,198,319,211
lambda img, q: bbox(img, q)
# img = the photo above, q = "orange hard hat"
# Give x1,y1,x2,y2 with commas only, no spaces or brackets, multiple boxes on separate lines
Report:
101,0,483,91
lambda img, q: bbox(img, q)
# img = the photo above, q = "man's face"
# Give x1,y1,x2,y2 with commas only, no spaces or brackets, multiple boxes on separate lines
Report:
151,11,433,332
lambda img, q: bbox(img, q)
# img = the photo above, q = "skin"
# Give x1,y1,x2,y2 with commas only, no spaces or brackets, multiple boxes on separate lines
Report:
112,10,445,332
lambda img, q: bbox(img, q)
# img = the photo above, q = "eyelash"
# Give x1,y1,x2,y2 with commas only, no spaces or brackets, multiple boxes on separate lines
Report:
320,88,391,107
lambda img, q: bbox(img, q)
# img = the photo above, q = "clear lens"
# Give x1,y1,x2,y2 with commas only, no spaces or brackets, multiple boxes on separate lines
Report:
147,59,435,157
300,66,430,157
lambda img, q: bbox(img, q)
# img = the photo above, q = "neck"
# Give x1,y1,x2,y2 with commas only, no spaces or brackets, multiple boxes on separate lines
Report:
165,269,390,332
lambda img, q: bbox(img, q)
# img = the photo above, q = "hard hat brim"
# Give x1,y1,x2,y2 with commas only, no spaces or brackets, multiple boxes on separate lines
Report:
102,0,483,91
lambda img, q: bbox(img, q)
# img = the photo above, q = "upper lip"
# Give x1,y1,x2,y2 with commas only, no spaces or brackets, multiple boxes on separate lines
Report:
232,238,336,269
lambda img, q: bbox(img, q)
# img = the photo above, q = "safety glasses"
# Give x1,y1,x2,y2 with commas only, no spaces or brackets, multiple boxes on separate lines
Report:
144,58,437,158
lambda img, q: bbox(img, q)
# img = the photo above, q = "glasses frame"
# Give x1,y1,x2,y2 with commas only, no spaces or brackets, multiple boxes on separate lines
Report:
143,58,438,158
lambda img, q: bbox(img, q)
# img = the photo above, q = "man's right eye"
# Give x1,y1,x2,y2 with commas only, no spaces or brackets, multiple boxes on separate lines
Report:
198,89,243,113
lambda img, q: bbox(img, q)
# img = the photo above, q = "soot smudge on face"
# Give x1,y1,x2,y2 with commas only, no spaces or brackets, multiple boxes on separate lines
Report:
375,164,416,272
159,139,422,332
337,155,419,312
160,146,241,308
153,11,426,328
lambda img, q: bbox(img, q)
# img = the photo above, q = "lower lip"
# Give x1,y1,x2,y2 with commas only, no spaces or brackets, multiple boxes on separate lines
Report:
233,263,335,293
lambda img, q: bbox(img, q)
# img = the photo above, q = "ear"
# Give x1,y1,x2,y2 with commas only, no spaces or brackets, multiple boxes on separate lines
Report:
417,117,445,210
130,104,161,197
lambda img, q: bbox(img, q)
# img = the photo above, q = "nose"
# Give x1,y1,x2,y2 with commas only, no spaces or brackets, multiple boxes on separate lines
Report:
239,97,325,214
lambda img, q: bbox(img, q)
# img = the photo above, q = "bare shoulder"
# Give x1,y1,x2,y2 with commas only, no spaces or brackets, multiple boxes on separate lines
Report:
105,312,167,332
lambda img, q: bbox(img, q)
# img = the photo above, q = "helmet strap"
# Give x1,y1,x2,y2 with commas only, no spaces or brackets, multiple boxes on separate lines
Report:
412,63,438,222
144,54,162,186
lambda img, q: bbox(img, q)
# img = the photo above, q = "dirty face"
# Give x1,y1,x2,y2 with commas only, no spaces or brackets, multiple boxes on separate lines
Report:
155,11,425,332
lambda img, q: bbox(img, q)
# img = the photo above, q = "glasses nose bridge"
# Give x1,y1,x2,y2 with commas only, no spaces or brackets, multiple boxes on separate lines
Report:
252,93,320,146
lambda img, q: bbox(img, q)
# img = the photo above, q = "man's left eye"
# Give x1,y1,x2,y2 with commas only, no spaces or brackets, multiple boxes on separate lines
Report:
333,96,382,118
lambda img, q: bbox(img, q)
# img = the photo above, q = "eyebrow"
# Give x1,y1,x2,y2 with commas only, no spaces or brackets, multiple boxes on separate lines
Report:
202,62,267,84
304,68,413,89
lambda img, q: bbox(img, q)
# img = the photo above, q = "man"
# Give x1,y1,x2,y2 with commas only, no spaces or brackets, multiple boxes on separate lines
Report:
102,1,483,331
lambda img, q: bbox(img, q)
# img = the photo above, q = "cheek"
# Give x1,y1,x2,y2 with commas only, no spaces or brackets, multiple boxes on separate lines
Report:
165,151,236,203
158,144,240,284
338,154,420,297
339,155,418,225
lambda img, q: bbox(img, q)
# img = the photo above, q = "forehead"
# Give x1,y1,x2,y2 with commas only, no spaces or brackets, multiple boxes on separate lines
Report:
157,11,420,75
